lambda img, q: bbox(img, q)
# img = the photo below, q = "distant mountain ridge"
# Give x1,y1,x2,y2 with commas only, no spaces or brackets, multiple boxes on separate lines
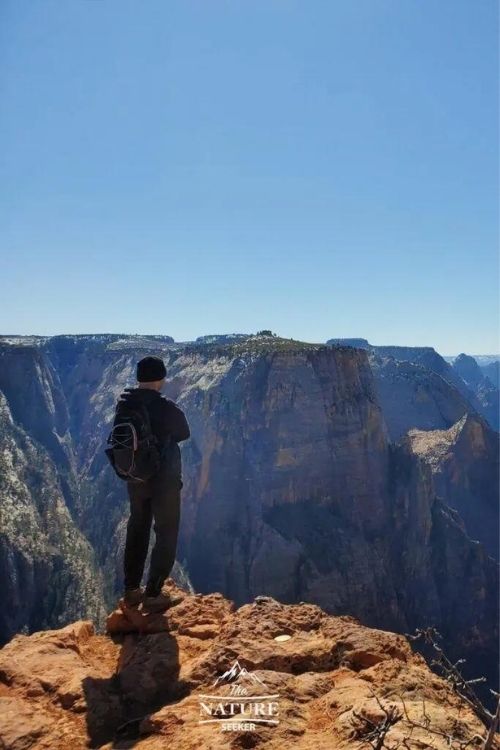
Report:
326,337,499,432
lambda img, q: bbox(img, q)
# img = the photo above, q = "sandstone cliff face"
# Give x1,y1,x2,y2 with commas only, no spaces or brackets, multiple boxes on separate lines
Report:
372,346,469,395
369,353,473,441
481,360,499,389
328,340,499,434
372,345,499,431
452,354,500,430
0,343,75,486
387,439,498,691
0,390,105,643
453,354,491,390
406,413,499,559
0,583,496,750
171,343,391,614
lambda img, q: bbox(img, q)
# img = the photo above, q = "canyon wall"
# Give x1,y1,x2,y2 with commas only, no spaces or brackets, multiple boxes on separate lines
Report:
0,379,105,643
0,335,497,690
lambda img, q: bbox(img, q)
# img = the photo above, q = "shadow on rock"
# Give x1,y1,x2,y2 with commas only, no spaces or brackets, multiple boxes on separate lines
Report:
83,631,189,748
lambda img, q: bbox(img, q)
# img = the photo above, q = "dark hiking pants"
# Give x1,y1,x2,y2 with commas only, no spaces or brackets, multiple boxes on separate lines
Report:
124,470,182,597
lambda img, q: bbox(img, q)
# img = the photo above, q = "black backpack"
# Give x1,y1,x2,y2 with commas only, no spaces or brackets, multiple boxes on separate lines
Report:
105,389,161,483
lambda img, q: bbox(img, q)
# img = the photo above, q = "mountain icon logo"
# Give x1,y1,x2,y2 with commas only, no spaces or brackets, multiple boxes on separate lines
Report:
199,658,280,729
213,659,267,688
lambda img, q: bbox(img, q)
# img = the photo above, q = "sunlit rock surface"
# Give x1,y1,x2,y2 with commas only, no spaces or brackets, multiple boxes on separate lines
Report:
0,582,495,750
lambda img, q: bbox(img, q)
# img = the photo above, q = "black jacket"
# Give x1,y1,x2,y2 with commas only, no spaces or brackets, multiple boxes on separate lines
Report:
115,387,190,477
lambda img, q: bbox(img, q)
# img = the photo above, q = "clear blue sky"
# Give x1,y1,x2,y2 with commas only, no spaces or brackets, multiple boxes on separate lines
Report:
1,0,498,354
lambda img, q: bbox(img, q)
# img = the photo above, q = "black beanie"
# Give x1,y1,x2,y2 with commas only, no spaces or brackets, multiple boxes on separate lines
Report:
136,356,167,383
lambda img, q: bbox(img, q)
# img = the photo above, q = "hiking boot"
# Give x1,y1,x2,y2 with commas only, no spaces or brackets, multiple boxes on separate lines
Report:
142,590,184,613
121,587,145,609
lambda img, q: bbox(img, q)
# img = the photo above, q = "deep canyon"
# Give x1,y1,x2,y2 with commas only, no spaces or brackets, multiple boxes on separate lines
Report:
0,333,498,696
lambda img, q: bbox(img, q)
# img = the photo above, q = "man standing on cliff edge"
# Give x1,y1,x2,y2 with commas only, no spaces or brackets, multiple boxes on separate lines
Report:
110,355,190,613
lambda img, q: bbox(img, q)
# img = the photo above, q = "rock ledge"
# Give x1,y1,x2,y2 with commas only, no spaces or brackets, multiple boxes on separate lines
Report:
0,581,495,749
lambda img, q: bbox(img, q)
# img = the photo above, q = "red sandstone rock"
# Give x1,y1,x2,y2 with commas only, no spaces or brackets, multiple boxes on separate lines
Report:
0,582,496,749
